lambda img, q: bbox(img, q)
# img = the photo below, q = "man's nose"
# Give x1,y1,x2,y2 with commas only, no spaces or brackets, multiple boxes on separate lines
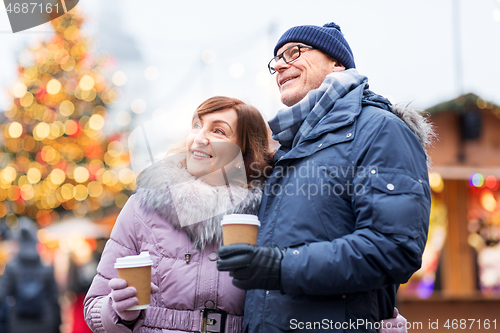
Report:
273,57,289,73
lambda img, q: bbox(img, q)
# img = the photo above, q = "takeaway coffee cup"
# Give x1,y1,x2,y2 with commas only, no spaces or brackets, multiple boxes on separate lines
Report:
114,252,154,310
221,214,260,245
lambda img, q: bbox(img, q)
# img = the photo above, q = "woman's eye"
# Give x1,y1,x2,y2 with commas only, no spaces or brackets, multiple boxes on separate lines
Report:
214,128,226,135
192,122,201,129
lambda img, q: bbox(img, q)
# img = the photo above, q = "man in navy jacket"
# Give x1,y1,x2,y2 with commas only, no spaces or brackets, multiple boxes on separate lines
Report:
218,22,432,333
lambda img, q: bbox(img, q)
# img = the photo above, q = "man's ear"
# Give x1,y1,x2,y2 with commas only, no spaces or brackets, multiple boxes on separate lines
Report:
332,62,346,72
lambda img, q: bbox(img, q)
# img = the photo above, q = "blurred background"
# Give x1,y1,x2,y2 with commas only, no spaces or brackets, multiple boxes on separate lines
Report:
0,0,499,332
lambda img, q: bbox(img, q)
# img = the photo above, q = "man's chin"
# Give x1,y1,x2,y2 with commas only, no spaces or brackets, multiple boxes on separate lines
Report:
281,93,304,107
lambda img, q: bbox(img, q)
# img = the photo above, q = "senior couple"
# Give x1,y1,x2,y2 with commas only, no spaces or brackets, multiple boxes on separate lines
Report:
85,22,432,333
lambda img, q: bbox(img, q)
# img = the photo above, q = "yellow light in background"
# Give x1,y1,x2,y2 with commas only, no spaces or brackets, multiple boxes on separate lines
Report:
108,141,124,157
112,71,127,86
79,75,95,91
65,119,79,135
8,122,23,138
74,166,89,183
27,168,42,184
74,184,88,201
18,175,30,187
61,56,76,71
46,79,62,95
429,172,444,193
33,122,51,140
20,92,34,107
89,114,105,130
60,183,75,200
24,66,38,80
1,166,17,184
102,170,118,186
481,191,497,212
118,168,134,184
20,184,35,201
41,146,57,163
88,181,103,197
13,82,27,98
144,66,159,81
81,88,97,102
49,168,66,185
58,100,75,116
50,122,63,138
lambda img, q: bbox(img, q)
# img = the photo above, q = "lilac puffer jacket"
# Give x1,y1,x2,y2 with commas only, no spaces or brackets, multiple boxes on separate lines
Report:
84,159,262,333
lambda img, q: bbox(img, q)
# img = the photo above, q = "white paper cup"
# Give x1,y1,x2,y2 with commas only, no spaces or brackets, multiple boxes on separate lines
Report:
221,214,261,245
114,252,153,310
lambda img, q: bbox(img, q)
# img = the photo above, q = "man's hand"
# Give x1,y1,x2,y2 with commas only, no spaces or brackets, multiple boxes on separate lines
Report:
217,244,284,290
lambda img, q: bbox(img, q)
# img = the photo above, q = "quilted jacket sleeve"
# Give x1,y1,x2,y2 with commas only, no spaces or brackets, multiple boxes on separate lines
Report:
84,195,146,333
281,111,431,295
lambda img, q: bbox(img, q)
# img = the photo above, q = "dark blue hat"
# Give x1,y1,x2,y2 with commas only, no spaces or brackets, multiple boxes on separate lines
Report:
274,22,355,69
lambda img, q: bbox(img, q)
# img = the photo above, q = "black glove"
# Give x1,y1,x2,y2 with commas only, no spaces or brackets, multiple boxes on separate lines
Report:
217,244,285,290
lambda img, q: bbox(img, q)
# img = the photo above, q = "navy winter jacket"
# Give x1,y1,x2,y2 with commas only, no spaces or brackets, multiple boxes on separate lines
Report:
244,83,431,332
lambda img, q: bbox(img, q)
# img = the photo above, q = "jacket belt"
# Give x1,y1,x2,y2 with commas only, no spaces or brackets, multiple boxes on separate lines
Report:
144,306,243,333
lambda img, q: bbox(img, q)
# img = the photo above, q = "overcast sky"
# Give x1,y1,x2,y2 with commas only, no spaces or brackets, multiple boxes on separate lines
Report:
1,0,500,123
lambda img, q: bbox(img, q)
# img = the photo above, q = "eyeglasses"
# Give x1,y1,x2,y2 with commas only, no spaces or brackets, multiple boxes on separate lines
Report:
268,44,314,74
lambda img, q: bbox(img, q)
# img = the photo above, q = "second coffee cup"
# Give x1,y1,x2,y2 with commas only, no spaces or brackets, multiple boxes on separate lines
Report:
221,214,260,245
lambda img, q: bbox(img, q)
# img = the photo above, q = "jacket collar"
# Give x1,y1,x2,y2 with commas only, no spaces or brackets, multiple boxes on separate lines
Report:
135,156,262,249
276,83,366,162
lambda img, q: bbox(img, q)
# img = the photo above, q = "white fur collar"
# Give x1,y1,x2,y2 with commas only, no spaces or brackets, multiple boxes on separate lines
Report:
135,156,262,249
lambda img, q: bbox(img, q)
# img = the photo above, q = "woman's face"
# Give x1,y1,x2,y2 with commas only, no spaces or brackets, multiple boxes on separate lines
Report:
185,108,241,183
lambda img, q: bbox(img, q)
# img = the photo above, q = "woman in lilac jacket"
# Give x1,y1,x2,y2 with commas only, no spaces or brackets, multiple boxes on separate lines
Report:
84,96,408,333
84,96,272,333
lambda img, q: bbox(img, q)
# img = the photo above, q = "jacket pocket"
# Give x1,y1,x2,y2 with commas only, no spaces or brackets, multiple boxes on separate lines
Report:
371,172,428,237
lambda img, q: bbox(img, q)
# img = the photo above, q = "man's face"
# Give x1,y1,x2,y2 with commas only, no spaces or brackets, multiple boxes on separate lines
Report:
274,42,345,107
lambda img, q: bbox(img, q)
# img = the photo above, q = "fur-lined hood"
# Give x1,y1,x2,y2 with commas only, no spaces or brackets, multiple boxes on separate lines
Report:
134,156,262,249
362,88,435,160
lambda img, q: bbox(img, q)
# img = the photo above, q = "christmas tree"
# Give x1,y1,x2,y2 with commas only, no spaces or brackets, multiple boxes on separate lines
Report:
0,10,133,227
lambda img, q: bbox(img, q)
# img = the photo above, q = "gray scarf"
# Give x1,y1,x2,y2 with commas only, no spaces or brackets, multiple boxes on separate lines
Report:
268,69,368,149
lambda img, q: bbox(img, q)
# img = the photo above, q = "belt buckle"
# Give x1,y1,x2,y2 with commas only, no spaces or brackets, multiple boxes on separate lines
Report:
201,307,227,333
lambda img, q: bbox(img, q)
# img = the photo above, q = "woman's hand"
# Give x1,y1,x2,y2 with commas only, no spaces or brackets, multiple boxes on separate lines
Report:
379,308,407,333
108,278,159,323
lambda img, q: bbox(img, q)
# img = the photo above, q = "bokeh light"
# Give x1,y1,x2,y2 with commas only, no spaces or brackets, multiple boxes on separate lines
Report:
27,168,42,184
46,79,62,95
8,122,23,138
89,114,105,130
79,75,95,90
33,122,51,140
429,172,444,193
480,191,497,212
58,100,75,116
74,166,90,183
13,82,27,98
469,173,484,187
112,71,127,86
131,99,146,114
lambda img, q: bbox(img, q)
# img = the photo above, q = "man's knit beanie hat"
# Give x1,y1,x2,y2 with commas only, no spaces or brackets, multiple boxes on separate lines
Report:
274,22,356,69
